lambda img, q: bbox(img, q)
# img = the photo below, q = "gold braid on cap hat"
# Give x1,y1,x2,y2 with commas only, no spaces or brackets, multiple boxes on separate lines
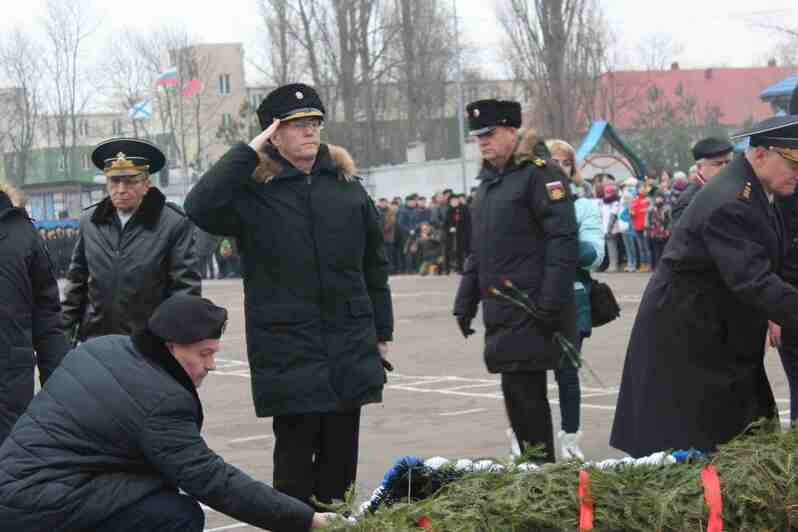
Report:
104,152,150,178
772,146,798,163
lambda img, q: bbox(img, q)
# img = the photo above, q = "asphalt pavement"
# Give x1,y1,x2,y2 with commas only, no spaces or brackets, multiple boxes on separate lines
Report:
195,272,791,531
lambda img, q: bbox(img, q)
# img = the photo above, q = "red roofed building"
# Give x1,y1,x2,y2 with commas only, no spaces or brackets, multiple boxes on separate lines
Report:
594,63,797,132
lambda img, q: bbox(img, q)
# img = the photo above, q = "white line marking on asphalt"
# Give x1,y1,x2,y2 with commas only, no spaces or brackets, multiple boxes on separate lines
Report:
212,360,783,415
391,291,448,298
204,524,249,531
394,377,457,387
445,382,502,391
439,408,487,416
229,434,273,444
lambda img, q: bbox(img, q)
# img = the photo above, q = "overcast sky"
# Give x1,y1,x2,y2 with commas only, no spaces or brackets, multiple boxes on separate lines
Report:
1,0,797,82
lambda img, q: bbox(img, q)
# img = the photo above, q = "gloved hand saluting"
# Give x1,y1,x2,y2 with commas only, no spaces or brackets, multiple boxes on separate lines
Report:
455,314,475,338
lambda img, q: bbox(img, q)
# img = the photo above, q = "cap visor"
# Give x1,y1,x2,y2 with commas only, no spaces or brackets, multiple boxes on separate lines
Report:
468,126,496,137
281,109,324,121
730,116,798,140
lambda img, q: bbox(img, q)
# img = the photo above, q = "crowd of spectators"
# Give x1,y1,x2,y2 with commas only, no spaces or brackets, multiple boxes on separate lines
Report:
595,169,691,272
376,188,473,276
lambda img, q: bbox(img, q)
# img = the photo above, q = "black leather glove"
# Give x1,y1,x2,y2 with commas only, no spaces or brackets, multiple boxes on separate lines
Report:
456,314,475,338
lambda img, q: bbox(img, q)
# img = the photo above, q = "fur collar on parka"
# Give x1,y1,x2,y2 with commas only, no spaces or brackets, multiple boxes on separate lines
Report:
252,143,357,184
480,128,552,169
512,128,552,166
91,187,167,229
0,180,25,208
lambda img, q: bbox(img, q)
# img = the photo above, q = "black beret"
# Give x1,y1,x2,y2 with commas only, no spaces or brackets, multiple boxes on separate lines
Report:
692,137,733,161
466,99,522,135
257,83,326,130
149,295,228,344
92,137,166,175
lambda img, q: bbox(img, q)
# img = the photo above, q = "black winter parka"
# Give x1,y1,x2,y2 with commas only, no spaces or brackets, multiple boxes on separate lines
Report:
185,143,393,417
454,130,578,373
0,331,315,532
0,187,69,443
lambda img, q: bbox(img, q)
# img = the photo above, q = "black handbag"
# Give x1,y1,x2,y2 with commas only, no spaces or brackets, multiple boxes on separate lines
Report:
589,278,620,327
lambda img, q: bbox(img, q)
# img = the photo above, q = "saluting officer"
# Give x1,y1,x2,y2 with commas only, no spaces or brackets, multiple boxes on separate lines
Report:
671,136,734,223
184,84,393,508
453,99,578,462
611,85,798,457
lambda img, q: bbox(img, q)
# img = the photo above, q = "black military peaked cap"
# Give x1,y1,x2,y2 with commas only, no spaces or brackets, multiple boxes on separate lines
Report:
257,83,326,130
466,99,522,136
92,137,166,176
149,295,228,344
692,137,734,161
732,85,798,161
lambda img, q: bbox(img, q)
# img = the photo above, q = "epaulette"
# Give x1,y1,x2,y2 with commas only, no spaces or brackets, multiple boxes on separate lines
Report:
533,158,546,168
737,181,752,202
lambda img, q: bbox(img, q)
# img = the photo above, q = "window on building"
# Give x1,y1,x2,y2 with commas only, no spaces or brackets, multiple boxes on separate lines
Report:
221,113,233,129
53,192,65,215
219,74,231,95
57,155,65,172
81,152,91,170
467,86,478,102
112,118,123,136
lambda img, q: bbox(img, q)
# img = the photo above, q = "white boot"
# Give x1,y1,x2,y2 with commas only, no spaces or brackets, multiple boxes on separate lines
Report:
558,430,585,461
506,428,521,458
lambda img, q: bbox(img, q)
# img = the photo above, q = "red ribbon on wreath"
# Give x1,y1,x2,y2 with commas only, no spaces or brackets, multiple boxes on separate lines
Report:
417,515,432,529
578,469,594,530
701,465,723,532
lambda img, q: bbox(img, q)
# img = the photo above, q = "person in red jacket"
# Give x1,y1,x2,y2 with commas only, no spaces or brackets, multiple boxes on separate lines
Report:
630,184,652,272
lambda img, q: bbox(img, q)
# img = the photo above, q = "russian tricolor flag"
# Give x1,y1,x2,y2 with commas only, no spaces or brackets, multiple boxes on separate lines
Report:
155,67,179,86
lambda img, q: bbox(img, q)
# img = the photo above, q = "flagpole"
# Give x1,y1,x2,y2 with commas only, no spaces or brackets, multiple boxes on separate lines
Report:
453,0,467,194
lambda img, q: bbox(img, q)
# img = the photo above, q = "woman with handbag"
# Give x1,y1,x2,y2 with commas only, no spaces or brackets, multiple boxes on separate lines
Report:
547,140,605,460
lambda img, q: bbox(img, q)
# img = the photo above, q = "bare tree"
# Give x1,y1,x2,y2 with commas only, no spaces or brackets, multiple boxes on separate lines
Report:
636,32,685,71
0,29,43,185
105,31,155,139
383,0,460,161
40,0,98,179
255,0,304,85
496,0,611,140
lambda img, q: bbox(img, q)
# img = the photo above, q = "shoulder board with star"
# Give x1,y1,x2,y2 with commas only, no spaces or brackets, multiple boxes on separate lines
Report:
533,158,546,168
737,181,752,202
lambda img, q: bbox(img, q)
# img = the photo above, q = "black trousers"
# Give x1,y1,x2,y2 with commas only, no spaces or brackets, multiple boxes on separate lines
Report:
273,409,361,508
0,365,34,447
93,491,204,532
501,371,555,462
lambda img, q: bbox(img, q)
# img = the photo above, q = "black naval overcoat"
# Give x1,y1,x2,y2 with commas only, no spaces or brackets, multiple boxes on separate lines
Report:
670,181,700,224
454,130,578,373
611,154,798,457
185,143,393,418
